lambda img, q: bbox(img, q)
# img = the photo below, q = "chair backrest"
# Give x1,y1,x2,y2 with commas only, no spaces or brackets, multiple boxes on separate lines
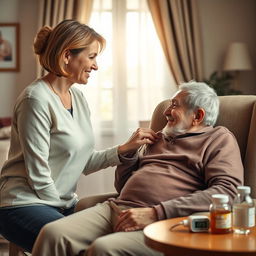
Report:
149,95,256,198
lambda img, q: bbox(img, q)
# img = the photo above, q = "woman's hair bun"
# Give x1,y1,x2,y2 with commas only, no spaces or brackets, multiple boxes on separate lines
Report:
33,26,52,55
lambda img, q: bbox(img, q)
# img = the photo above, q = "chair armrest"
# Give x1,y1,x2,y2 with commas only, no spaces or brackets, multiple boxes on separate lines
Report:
75,192,119,212
0,139,10,170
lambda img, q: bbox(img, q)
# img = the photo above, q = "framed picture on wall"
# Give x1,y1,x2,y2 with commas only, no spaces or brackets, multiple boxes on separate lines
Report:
0,23,19,72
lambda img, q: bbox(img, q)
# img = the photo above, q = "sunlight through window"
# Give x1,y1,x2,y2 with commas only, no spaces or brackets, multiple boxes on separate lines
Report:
84,0,175,137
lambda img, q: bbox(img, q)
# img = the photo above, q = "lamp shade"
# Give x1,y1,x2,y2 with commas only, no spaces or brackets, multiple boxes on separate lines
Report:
223,42,252,71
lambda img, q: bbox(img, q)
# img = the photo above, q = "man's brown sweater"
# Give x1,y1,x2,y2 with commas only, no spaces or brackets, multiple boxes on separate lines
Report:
113,126,243,220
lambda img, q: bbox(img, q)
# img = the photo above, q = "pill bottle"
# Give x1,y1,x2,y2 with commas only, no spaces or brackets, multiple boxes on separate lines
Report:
210,194,232,234
232,186,255,234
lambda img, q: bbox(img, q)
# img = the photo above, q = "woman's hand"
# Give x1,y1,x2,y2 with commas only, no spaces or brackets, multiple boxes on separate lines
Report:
118,128,160,155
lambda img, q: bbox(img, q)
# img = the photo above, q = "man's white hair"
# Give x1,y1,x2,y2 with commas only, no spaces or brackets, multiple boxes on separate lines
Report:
179,81,219,126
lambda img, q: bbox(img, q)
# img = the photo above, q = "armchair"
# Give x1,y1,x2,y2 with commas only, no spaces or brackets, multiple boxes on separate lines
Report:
75,95,256,209
8,95,256,255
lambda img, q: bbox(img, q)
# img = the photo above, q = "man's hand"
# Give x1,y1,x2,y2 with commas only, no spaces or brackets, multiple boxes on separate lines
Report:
114,207,157,232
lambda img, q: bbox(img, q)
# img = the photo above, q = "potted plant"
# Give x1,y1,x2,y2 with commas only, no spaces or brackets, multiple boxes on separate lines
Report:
204,71,242,96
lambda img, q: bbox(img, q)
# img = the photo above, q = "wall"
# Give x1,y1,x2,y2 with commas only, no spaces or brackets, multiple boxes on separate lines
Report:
0,0,39,117
198,0,256,94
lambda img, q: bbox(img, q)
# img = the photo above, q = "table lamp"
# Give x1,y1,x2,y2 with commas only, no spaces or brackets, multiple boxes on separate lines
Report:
223,42,253,90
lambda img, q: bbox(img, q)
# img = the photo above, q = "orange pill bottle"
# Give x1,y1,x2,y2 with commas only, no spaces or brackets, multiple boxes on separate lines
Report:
209,194,232,234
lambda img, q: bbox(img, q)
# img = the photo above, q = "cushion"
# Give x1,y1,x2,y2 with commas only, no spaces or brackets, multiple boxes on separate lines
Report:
0,117,12,128
0,126,11,139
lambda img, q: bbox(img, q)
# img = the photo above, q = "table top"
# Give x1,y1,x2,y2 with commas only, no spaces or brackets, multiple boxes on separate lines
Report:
144,217,256,256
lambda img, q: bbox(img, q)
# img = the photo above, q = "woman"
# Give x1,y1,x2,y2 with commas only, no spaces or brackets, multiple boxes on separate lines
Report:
0,20,159,252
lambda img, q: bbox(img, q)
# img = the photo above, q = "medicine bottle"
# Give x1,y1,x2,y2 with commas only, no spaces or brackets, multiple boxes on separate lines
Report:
232,186,255,234
209,194,232,234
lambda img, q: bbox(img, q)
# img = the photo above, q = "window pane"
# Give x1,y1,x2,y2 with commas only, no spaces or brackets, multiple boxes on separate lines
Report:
100,67,113,89
100,89,113,121
126,12,139,89
93,0,112,10
127,0,139,9
93,0,100,9
102,0,112,9
127,89,137,121
90,11,113,89
90,12,112,40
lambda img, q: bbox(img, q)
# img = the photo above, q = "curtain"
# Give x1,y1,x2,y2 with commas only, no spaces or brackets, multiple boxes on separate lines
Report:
36,0,93,76
38,0,93,27
147,0,204,84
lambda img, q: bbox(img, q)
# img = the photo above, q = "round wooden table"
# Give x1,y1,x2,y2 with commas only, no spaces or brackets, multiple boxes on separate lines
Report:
144,217,256,256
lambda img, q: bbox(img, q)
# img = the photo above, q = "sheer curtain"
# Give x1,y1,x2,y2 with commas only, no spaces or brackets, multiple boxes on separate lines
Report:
82,0,175,141
147,0,204,84
76,0,176,196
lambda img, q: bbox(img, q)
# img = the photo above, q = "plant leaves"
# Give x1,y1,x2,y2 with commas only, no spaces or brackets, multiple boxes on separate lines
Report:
203,71,242,96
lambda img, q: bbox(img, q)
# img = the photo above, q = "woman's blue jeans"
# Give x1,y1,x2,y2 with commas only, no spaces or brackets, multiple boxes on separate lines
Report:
0,204,75,252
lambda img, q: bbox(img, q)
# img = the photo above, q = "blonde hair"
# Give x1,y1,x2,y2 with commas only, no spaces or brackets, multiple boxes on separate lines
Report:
33,20,105,77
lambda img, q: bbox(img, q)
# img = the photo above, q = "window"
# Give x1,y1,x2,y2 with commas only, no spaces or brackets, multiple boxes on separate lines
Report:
82,0,176,138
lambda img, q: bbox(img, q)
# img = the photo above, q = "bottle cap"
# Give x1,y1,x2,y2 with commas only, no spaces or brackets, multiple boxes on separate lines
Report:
237,186,251,194
211,194,229,203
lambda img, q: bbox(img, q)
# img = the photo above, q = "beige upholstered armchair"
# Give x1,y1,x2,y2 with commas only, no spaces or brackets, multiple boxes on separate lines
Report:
8,95,256,255
75,95,256,212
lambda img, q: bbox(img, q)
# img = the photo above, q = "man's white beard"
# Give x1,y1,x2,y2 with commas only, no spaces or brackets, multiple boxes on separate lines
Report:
162,123,188,137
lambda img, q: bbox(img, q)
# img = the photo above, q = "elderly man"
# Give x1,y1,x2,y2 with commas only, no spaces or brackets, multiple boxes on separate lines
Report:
32,81,243,256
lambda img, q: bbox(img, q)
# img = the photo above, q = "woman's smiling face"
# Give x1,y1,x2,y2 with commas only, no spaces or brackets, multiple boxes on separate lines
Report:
65,40,99,84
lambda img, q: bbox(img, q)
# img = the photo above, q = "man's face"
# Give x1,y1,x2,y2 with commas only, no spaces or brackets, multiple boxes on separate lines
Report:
162,90,195,137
